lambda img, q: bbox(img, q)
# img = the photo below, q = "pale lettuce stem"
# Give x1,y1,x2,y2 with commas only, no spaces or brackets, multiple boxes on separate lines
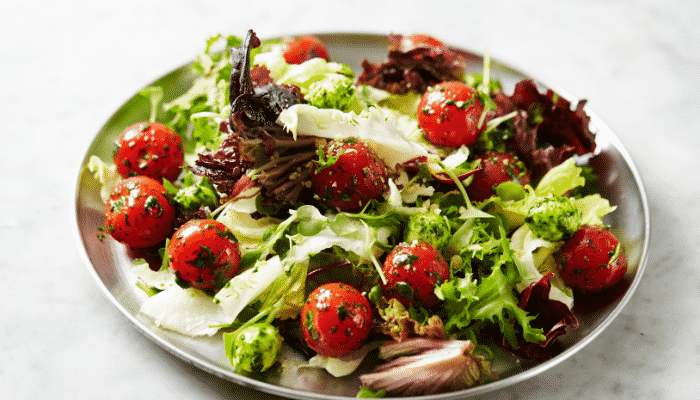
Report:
483,49,491,90
209,187,262,218
227,296,285,339
140,86,163,123
436,160,473,209
477,49,491,129
360,220,387,285
483,111,517,135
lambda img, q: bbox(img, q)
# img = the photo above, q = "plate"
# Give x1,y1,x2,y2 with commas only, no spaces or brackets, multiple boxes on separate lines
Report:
74,33,650,399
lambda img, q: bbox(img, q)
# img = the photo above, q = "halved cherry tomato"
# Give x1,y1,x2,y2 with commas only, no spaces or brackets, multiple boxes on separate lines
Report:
167,219,241,291
312,138,388,212
417,81,484,148
104,176,176,248
301,282,372,357
113,121,184,182
466,152,531,202
283,36,330,64
382,241,450,308
556,225,628,292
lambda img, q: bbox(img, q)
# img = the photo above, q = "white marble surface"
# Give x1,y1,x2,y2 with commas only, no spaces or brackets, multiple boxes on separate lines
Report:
2,0,699,398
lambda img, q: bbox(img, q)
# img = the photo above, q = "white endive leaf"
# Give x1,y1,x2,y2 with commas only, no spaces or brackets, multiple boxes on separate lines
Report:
305,342,382,377
132,260,175,291
140,286,229,336
277,104,430,167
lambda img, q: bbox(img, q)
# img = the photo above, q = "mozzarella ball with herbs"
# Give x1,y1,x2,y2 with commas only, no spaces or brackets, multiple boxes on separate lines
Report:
525,196,582,242
230,323,283,373
404,211,451,252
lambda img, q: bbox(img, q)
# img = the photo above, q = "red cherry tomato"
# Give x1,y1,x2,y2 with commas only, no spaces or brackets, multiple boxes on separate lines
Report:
312,138,388,212
104,176,176,248
301,282,372,357
396,33,445,51
466,152,531,202
556,225,628,292
113,121,184,182
417,81,485,148
167,219,242,291
283,36,330,64
382,241,450,308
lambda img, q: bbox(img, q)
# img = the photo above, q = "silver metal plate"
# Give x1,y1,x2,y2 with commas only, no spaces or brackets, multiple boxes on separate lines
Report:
74,33,650,399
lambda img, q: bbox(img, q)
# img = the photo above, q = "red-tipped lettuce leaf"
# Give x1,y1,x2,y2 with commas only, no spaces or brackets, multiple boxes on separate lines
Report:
506,79,596,180
357,34,467,95
228,29,302,130
360,338,495,395
503,273,579,359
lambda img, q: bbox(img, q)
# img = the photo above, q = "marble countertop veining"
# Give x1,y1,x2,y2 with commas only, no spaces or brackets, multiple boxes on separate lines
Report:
2,0,699,399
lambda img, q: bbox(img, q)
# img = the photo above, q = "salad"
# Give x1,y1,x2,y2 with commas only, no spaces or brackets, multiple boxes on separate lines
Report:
89,30,628,397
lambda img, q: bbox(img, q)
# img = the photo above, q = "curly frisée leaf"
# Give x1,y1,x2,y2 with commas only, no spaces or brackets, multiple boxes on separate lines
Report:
436,266,546,347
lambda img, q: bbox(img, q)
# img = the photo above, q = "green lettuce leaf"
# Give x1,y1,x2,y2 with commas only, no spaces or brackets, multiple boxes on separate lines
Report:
86,155,122,203
355,84,422,116
490,157,615,231
534,157,585,198
437,267,546,347
253,43,351,92
164,172,219,214
573,194,617,226
508,224,574,308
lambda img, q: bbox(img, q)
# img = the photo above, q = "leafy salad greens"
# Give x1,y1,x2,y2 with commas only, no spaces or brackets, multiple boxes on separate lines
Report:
88,30,620,397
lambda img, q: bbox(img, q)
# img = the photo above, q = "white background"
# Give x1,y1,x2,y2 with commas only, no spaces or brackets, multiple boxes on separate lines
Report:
1,0,699,399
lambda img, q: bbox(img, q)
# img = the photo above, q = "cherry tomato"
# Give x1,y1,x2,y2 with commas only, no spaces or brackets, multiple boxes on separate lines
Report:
312,138,388,212
167,219,241,291
466,152,531,202
104,176,176,248
395,33,445,51
301,282,372,357
382,241,450,308
417,81,485,148
113,121,184,182
283,36,330,64
556,225,628,292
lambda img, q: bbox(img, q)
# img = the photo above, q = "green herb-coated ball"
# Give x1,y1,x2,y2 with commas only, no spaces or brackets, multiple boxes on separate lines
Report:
305,73,356,112
231,323,283,373
525,196,581,242
405,211,451,252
